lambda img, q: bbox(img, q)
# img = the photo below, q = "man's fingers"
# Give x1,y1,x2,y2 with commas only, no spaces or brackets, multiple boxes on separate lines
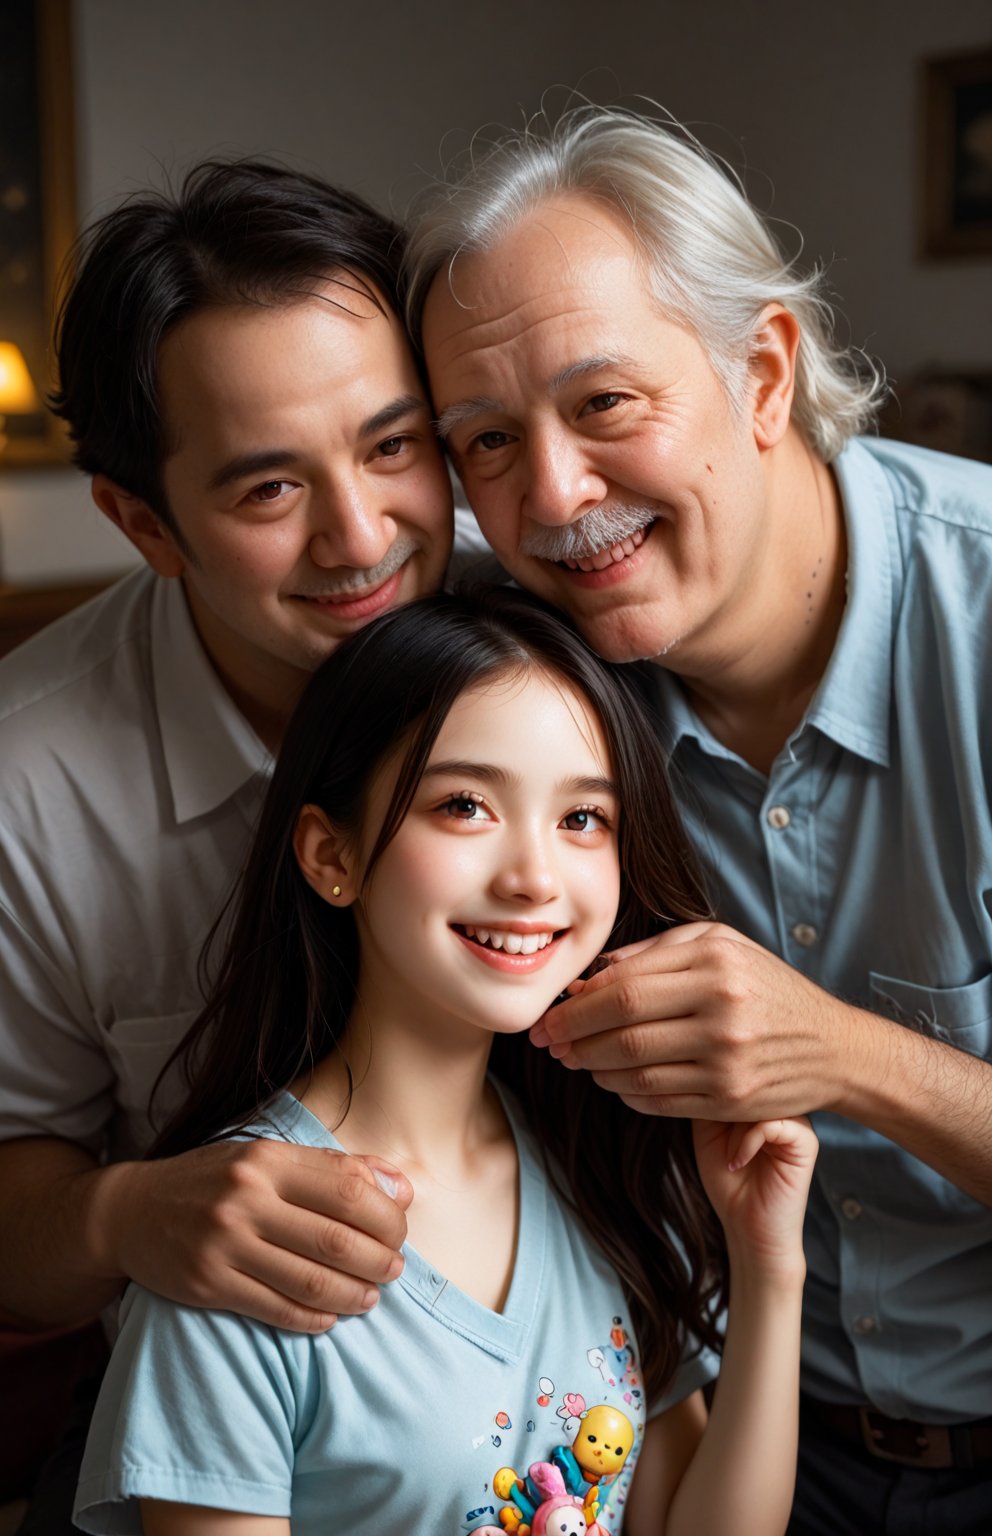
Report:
256,1199,406,1295
549,1015,705,1075
219,1270,340,1334
274,1148,410,1252
589,1055,708,1099
604,921,722,964
233,1229,393,1320
618,1091,714,1119
353,1154,414,1211
535,969,705,1052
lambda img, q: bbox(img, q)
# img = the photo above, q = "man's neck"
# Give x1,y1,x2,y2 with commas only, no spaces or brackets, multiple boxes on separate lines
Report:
181,581,307,753
674,439,847,775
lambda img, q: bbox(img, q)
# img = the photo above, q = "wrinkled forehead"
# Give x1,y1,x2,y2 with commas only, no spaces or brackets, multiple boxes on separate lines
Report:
425,194,642,326
421,198,657,400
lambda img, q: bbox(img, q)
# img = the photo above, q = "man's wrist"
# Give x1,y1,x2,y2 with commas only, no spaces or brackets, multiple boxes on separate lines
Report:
80,1158,140,1283
819,997,895,1119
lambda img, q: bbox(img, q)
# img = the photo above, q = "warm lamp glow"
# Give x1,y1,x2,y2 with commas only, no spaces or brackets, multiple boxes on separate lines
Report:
0,342,41,415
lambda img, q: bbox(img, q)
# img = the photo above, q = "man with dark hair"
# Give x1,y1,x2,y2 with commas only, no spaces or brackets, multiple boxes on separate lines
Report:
0,160,462,1521
405,108,992,1536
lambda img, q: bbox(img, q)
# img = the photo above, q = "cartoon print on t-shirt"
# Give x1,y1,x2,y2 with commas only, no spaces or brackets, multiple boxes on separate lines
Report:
586,1318,641,1407
493,1402,635,1531
556,1392,586,1439
494,1461,607,1534
463,1315,642,1535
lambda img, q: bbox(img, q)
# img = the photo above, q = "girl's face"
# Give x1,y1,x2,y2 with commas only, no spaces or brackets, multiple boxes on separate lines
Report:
346,666,622,1038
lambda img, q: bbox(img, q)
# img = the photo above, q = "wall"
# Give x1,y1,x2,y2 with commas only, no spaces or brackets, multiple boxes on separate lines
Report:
1,0,989,583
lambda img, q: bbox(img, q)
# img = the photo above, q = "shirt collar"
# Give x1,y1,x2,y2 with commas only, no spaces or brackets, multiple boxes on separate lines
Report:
151,577,272,824
804,439,895,767
653,438,896,769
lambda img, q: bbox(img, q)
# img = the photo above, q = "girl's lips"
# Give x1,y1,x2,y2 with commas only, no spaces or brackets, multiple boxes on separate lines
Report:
451,925,566,974
298,565,406,622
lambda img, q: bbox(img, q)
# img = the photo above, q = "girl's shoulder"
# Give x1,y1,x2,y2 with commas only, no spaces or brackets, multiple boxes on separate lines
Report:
228,1089,331,1148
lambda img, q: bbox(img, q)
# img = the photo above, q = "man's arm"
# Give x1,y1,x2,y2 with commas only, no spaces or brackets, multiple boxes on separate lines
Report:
531,923,992,1206
0,1134,411,1332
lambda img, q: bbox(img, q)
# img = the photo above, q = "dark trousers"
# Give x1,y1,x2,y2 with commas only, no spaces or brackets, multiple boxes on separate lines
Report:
788,1402,992,1536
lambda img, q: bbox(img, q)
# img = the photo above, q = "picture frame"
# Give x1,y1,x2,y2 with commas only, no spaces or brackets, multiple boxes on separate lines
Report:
0,0,76,466
921,47,992,259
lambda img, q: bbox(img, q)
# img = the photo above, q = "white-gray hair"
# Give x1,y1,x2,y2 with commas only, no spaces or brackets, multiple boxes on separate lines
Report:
404,106,885,461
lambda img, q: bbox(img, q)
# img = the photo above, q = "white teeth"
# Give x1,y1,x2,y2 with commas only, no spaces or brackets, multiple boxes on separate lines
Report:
563,523,649,572
461,925,555,954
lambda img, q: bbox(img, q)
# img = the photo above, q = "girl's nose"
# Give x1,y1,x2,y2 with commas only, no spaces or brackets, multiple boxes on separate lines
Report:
489,834,561,904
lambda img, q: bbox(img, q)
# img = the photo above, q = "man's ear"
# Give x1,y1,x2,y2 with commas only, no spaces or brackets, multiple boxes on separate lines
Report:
91,474,187,578
294,804,359,907
747,305,801,451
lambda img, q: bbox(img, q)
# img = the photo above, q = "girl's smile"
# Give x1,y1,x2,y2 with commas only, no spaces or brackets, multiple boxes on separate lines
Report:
450,920,567,970
327,666,622,1041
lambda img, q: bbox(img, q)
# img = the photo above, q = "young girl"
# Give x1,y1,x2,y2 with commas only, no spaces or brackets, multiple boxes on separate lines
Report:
74,587,816,1536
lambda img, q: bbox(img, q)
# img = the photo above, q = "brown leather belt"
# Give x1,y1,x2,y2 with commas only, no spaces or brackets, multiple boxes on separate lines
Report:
803,1397,992,1470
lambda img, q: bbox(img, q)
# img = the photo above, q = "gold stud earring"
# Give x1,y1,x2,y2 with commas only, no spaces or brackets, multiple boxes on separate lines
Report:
332,885,342,898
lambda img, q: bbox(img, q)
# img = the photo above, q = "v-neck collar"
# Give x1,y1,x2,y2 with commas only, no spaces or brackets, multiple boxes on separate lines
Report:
265,1084,547,1363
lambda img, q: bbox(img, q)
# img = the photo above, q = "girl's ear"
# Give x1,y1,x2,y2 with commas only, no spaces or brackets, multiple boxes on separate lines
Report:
293,805,359,906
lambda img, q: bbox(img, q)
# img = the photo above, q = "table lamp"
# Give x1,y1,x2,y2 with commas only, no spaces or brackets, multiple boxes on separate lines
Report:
0,341,42,590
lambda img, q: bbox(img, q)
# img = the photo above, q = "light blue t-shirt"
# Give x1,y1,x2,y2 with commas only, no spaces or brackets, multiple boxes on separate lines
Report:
74,1089,715,1533
656,438,992,1422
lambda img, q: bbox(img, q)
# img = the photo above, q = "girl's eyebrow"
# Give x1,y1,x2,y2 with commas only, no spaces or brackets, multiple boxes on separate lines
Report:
422,760,618,797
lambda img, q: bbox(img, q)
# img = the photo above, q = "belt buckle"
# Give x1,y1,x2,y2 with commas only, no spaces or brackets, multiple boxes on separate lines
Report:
858,1407,949,1468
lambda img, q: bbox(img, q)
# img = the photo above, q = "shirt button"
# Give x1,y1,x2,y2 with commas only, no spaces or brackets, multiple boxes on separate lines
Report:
792,922,818,947
853,1315,879,1335
840,1197,863,1221
767,805,791,830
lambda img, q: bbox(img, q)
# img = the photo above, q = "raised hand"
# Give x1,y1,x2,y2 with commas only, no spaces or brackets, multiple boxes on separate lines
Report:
691,1116,817,1277
531,921,865,1121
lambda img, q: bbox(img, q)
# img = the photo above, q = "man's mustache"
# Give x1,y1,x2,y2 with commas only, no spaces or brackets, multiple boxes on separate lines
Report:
294,534,420,597
519,502,657,561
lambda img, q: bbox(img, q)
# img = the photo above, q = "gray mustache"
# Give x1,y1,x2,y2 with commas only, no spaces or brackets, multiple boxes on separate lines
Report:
519,503,656,561
295,535,419,598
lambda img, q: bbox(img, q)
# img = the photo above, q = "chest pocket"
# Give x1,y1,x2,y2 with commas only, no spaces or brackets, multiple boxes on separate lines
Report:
868,970,992,1058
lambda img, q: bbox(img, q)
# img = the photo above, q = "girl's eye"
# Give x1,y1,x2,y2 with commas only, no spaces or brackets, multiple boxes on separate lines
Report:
247,479,294,503
376,434,410,458
441,793,493,821
561,807,607,833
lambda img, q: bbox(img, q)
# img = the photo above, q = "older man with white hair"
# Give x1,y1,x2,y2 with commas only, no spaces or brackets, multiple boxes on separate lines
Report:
404,107,992,1535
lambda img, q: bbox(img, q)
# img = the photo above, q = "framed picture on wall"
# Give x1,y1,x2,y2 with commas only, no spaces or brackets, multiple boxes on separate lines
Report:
0,0,76,466
921,47,992,259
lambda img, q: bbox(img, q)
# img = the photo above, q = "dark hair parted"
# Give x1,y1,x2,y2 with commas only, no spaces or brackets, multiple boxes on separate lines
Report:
152,586,725,1399
50,158,406,534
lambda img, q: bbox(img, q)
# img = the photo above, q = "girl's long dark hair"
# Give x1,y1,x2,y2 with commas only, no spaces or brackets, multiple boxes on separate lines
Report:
151,586,726,1397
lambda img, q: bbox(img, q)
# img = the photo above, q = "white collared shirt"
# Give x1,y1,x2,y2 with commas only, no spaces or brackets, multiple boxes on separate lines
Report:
0,568,272,1160
0,501,496,1165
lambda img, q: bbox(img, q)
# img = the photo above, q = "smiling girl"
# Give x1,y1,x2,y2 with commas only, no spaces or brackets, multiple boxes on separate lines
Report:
74,588,815,1536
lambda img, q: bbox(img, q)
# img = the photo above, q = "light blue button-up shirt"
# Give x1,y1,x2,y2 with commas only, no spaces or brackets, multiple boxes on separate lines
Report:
654,437,992,1422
